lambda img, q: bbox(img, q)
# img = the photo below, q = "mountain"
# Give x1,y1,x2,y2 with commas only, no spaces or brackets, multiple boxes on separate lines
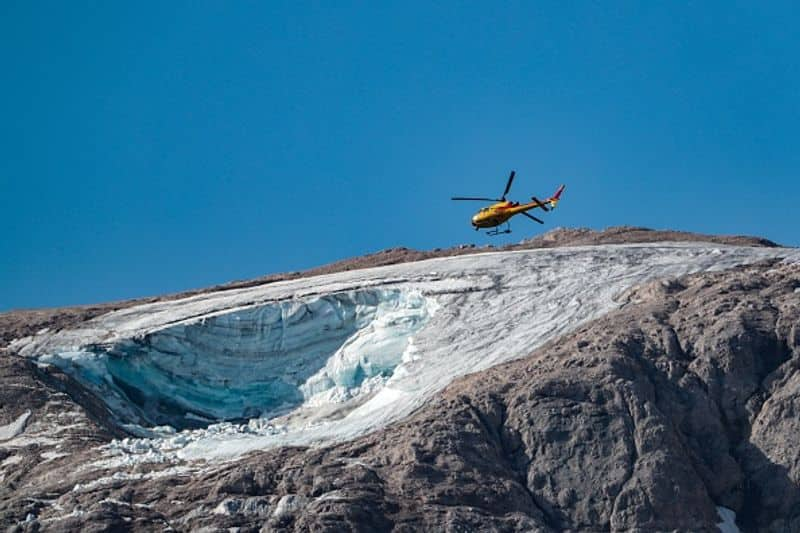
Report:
0,228,797,532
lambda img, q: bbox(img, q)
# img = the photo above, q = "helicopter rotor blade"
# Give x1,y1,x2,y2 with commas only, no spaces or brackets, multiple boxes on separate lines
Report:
521,211,544,224
501,170,516,200
451,197,503,202
531,196,550,211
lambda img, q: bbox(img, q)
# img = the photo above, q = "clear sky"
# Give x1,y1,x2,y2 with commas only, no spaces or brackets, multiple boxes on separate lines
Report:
2,2,798,310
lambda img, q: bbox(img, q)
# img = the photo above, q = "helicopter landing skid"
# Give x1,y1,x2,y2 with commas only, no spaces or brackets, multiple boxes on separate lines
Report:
487,223,512,236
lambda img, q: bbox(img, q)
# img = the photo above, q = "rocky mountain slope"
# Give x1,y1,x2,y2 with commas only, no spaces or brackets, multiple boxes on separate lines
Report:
1,229,798,532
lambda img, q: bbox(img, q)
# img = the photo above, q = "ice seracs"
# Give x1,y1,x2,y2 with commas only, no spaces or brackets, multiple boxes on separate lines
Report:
39,289,433,429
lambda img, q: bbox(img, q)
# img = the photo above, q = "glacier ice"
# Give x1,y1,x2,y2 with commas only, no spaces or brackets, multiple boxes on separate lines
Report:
17,243,800,464
40,289,433,429
716,507,741,533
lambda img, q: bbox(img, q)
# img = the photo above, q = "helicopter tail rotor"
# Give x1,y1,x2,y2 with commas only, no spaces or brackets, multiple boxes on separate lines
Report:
548,184,566,209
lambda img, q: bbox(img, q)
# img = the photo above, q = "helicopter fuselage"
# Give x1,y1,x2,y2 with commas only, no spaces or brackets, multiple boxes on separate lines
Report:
471,200,549,228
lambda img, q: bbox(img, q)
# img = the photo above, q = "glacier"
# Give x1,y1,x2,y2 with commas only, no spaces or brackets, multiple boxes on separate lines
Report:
37,290,433,429
13,243,800,465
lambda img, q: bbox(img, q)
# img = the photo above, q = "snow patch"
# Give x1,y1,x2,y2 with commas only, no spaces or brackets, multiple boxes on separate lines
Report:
40,451,70,462
0,411,31,441
273,495,308,518
1,454,23,467
213,497,271,517
72,466,190,492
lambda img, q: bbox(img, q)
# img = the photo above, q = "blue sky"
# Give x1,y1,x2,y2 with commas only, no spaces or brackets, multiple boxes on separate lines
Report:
2,2,798,310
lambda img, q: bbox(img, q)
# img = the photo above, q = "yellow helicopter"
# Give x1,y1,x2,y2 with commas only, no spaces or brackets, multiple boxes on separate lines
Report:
452,171,565,235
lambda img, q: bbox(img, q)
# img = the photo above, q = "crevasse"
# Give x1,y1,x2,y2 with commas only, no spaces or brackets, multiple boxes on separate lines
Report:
40,289,433,429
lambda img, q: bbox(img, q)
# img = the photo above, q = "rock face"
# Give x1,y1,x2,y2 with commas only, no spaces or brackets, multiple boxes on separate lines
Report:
1,242,799,531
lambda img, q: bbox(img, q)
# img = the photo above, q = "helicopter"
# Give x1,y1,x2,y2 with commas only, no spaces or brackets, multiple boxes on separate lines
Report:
452,171,566,235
